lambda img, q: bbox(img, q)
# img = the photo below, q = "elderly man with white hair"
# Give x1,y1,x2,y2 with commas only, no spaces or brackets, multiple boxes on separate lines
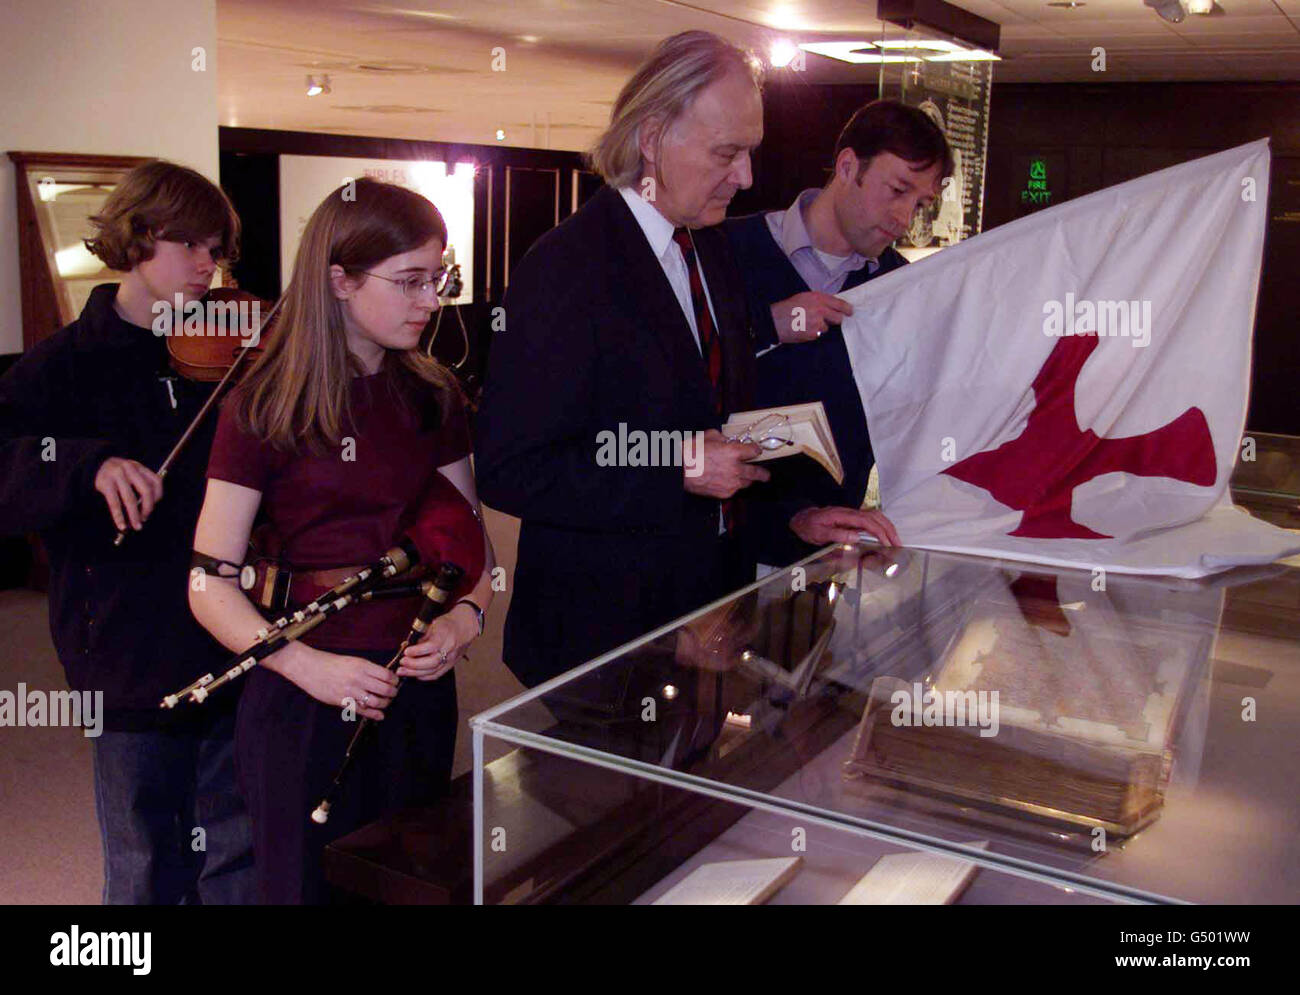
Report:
476,30,768,688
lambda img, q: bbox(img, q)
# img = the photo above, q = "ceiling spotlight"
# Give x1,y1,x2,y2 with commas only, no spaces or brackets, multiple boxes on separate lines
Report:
305,74,331,96
495,128,505,141
1143,0,1186,23
770,38,797,68
1186,0,1215,11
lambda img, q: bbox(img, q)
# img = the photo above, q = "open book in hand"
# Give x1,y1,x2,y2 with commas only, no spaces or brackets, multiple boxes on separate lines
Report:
722,401,844,485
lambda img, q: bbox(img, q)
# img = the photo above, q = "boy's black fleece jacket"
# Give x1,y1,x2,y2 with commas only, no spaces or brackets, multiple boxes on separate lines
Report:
0,284,235,729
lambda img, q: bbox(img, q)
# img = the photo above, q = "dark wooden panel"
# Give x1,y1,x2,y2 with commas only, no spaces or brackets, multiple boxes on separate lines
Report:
732,78,878,218
573,168,603,212
218,151,279,301
504,166,559,289
1255,154,1300,435
1069,144,1104,201
473,164,491,304
1100,146,1210,186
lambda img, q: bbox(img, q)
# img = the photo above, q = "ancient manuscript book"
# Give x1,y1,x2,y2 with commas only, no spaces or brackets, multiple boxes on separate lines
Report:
843,576,1208,837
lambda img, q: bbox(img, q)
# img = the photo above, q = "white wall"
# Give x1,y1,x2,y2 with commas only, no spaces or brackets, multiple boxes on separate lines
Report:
0,0,219,354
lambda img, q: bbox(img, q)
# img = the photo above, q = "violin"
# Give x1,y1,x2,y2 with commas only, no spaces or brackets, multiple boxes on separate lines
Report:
112,285,283,546
165,286,274,381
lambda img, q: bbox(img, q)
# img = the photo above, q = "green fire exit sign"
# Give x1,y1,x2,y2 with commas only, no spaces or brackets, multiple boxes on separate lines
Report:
1021,158,1052,205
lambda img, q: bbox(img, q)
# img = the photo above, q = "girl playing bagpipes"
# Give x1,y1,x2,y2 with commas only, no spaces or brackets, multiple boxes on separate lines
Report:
189,178,494,904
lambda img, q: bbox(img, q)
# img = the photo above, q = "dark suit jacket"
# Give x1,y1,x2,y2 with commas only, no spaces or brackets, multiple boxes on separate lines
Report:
475,186,756,688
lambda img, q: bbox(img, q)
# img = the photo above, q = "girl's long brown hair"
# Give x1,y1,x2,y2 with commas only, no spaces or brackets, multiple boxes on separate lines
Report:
232,178,459,453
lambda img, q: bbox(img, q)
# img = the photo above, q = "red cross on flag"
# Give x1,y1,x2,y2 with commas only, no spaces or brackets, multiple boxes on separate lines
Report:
841,140,1299,578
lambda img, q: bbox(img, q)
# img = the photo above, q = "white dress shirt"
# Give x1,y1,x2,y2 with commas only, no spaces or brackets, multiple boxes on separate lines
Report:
618,186,726,534
618,185,719,355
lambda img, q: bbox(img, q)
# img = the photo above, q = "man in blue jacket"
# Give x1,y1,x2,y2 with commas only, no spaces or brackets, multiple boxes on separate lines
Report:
725,100,952,567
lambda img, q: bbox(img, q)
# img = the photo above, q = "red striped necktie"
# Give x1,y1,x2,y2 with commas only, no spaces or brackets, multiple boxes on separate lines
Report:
674,227,735,533
673,227,724,416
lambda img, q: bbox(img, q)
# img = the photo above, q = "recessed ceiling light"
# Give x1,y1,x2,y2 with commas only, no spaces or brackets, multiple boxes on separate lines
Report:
495,129,505,141
1045,1,1085,7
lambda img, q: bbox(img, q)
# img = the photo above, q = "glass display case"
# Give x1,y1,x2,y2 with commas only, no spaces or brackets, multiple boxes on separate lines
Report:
470,530,1300,905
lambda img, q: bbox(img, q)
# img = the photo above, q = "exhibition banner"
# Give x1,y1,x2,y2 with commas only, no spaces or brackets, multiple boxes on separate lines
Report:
840,139,1300,577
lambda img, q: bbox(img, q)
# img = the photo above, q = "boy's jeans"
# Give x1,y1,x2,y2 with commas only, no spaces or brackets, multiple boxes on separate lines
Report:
91,709,255,904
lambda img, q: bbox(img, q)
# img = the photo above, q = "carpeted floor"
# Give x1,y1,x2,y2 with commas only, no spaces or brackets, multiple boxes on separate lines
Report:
0,508,524,904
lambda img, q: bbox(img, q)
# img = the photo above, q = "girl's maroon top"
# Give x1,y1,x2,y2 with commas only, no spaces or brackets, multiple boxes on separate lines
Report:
207,372,471,651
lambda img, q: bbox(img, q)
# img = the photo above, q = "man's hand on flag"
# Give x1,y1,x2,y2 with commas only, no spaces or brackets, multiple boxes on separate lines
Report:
771,291,854,343
790,506,900,547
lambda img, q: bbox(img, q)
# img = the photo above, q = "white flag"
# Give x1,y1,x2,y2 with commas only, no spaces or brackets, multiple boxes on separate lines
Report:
841,139,1299,578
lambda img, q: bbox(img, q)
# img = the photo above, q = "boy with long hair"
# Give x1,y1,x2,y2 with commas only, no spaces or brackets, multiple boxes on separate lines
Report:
0,160,255,903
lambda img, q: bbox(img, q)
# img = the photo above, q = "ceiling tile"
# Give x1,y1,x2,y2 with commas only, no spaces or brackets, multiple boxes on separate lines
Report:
1046,17,1188,36
1181,31,1300,46
1207,0,1296,14
1168,12,1300,33
997,23,1068,38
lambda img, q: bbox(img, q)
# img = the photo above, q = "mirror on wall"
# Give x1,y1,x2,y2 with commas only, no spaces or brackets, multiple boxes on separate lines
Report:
8,152,148,349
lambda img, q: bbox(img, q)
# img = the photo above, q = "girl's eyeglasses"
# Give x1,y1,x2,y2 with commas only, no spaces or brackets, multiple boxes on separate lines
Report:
364,269,452,300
